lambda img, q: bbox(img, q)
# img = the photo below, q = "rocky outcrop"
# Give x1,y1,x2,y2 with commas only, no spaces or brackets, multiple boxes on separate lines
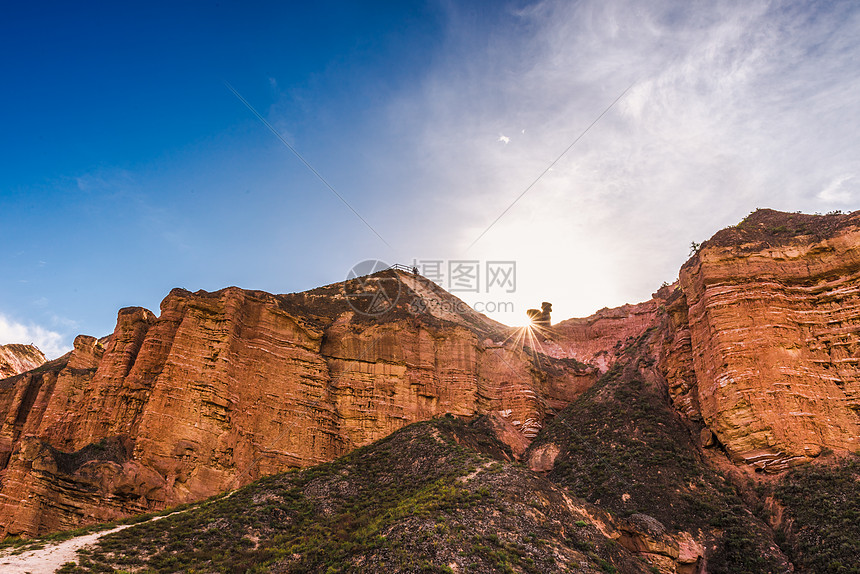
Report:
616,514,680,573
674,209,860,471
542,210,860,475
612,514,704,574
526,302,553,328
547,209,860,474
0,272,596,537
0,344,45,379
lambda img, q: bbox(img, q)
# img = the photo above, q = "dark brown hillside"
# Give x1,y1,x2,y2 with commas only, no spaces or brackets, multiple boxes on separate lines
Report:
526,332,794,573
53,416,652,574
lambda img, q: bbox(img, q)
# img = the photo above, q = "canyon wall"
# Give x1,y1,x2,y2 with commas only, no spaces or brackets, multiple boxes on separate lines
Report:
0,274,594,537
670,209,860,471
546,300,660,372
0,208,858,538
525,210,860,475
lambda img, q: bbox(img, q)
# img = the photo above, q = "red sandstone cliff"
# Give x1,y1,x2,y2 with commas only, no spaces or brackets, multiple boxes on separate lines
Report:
527,209,860,476
667,209,860,471
0,209,858,540
0,273,594,537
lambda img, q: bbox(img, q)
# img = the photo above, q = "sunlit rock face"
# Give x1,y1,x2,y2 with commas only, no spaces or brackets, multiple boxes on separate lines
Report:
0,344,45,379
0,209,858,538
0,274,596,537
674,209,860,471
532,209,860,476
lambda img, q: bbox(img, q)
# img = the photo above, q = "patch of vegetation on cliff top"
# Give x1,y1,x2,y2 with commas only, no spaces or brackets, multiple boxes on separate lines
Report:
704,208,857,250
528,336,790,573
56,415,649,574
772,455,860,574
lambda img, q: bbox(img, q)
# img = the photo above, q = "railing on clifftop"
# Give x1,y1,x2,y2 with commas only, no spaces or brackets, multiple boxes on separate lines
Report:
387,263,419,274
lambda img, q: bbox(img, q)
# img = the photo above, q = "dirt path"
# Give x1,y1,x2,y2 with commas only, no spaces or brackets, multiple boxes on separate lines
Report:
0,493,223,573
0,504,198,574
0,523,133,573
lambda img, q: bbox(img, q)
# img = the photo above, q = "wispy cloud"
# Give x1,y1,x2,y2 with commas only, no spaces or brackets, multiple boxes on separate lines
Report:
818,174,857,204
378,0,860,321
75,168,136,196
0,314,69,359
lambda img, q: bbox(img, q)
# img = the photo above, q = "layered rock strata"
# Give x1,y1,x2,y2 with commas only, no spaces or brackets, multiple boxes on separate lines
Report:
0,208,858,539
0,273,594,537
673,210,860,470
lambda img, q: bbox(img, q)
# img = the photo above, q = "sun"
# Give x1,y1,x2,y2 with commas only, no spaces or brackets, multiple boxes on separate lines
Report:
497,316,554,364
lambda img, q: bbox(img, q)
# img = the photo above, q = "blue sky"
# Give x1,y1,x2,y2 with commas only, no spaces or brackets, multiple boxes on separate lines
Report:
2,0,859,358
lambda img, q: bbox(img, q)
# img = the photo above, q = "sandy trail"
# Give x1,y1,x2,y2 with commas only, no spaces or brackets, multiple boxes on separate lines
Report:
0,491,225,574
0,523,133,573
0,506,192,574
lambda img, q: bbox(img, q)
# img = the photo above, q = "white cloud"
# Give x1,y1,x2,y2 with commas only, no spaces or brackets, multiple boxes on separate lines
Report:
0,314,70,359
818,174,857,204
378,0,860,322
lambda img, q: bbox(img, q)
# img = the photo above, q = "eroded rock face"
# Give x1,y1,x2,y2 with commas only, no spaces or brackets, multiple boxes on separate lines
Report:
0,274,597,537
0,344,45,379
1,209,858,538
676,210,860,470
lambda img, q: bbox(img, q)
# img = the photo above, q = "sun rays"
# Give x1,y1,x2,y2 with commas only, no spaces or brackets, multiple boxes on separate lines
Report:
498,318,554,364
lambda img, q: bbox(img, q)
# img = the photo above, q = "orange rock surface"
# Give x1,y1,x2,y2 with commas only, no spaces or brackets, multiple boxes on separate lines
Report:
547,301,660,373
674,209,860,470
0,274,595,537
1,209,858,537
